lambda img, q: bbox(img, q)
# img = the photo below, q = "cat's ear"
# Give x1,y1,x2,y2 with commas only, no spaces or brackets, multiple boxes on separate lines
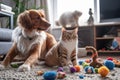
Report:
62,27,66,32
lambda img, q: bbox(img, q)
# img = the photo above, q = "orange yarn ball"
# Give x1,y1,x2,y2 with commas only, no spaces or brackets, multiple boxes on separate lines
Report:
74,65,81,72
98,66,109,77
85,59,91,63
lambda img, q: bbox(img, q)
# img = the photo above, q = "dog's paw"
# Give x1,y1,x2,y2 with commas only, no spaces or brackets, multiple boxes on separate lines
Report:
17,64,31,72
0,64,5,70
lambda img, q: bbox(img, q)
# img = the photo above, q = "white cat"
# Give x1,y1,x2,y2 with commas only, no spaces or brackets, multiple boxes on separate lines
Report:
56,10,82,28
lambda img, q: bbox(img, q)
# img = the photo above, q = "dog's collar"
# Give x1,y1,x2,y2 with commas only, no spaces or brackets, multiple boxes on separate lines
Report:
38,28,46,30
20,32,36,40
26,36,33,40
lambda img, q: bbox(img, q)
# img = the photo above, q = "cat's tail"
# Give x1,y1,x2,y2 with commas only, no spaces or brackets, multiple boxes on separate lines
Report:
85,46,98,61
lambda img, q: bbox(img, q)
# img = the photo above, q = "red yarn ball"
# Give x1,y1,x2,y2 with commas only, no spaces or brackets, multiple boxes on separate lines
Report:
107,57,113,61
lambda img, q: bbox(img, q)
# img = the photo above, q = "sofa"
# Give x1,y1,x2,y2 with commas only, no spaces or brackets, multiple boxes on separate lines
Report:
0,28,13,55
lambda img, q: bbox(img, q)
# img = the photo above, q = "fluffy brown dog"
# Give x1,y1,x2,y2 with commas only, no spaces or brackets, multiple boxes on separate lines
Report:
0,9,57,71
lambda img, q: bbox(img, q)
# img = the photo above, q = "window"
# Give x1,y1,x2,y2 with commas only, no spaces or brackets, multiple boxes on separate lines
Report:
48,0,94,28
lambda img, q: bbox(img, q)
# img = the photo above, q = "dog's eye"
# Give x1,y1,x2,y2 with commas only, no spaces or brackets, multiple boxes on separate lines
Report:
41,14,45,18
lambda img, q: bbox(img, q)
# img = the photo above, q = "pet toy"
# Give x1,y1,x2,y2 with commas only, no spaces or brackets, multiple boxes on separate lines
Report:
104,60,115,70
79,74,84,79
86,46,103,68
57,72,66,79
57,67,64,72
82,62,89,68
107,57,114,61
106,57,120,67
37,70,44,76
74,65,81,72
85,59,91,63
112,59,120,67
98,66,109,77
70,67,76,73
84,66,95,74
94,68,98,73
11,63,19,68
10,62,23,68
43,71,57,80
79,60,84,65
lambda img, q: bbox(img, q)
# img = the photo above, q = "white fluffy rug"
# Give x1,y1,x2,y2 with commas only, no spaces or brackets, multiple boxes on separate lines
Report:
0,56,120,80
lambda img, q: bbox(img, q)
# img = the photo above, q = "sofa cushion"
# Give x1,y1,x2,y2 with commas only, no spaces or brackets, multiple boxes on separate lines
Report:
0,42,13,55
0,28,13,41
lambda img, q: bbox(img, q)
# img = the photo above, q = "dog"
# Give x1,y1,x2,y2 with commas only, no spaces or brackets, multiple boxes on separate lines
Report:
56,10,82,28
0,9,57,71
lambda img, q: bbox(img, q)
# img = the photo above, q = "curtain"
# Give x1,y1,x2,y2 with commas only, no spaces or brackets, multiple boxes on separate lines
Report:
25,0,51,32
39,0,57,32
40,0,49,21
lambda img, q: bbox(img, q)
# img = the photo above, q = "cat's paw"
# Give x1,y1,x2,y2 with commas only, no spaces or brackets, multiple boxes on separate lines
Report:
63,66,70,73
17,64,31,72
0,64,5,70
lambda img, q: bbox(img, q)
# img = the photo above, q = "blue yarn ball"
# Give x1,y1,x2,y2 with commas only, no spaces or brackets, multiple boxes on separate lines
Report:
79,60,84,65
104,60,115,70
79,75,84,79
84,66,95,74
43,71,57,80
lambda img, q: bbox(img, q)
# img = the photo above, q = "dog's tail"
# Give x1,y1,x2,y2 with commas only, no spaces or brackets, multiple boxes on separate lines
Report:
55,21,60,26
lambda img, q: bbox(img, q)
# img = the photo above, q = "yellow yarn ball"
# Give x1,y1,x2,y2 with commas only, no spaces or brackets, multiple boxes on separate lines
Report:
98,66,109,77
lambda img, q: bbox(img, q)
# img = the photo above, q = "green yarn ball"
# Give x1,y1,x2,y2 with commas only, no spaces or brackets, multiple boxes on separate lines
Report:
82,62,89,68
95,68,98,73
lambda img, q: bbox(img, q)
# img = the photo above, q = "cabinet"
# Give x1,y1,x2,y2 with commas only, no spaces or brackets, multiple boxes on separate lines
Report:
79,22,120,53
78,26,94,47
94,22,120,53
0,11,14,29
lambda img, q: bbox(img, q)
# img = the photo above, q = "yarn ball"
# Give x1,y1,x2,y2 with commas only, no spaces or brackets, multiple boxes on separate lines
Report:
11,63,19,68
37,70,44,75
74,65,81,72
107,57,113,61
70,67,76,73
104,60,115,70
98,66,109,77
84,66,95,74
82,62,89,68
57,67,64,72
94,68,98,73
79,75,84,79
79,60,84,65
57,72,66,79
85,59,91,63
43,71,57,80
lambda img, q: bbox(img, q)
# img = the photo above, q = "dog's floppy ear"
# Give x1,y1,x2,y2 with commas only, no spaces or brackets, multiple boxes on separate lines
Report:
38,9,45,17
17,10,33,29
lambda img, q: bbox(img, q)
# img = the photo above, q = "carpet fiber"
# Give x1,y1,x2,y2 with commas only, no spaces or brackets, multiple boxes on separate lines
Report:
0,56,120,80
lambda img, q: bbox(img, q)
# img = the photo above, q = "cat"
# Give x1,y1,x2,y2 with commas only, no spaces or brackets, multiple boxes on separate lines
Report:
56,10,82,28
45,27,78,68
